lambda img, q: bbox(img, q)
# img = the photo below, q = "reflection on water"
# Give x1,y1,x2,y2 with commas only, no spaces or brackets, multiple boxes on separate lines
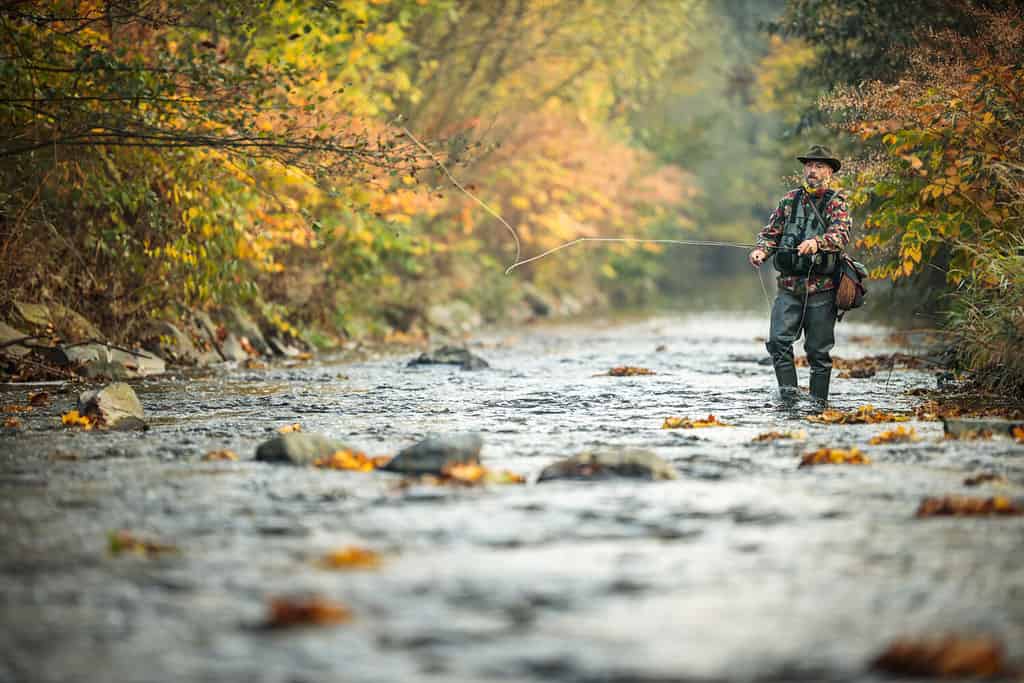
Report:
1,313,1022,683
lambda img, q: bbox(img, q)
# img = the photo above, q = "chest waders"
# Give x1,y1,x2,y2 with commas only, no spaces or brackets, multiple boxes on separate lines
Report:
767,189,840,403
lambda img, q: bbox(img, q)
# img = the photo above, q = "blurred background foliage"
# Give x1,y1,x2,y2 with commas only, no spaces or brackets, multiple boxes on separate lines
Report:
1,0,1021,392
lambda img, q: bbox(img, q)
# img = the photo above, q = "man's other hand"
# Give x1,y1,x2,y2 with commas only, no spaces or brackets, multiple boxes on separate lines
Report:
797,238,819,255
748,248,768,267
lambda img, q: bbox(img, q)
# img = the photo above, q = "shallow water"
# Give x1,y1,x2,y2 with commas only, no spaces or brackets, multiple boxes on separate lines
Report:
2,313,1022,683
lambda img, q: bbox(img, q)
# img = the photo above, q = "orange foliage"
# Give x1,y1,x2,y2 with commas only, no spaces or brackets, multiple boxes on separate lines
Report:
265,597,352,628
916,496,1022,517
869,427,919,445
203,449,240,462
608,366,656,376
314,450,392,472
318,546,382,570
807,405,909,425
872,636,1008,678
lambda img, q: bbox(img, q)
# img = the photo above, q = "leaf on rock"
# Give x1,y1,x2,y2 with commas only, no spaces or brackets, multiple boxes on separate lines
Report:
318,546,382,570
108,530,179,557
278,423,302,433
203,449,239,461
872,636,1008,678
798,447,870,468
607,366,655,376
663,414,730,429
61,409,95,430
752,429,807,442
314,449,391,472
869,426,919,444
916,495,1022,517
265,596,352,628
807,404,910,424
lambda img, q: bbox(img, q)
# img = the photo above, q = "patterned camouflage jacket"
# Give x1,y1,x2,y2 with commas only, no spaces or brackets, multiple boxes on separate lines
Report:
756,186,853,295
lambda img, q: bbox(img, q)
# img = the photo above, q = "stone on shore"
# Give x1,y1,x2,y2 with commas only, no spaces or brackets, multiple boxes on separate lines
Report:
78,382,146,430
13,301,52,330
223,307,269,356
382,433,483,475
0,321,32,358
64,343,166,379
537,449,680,482
255,432,349,466
49,304,102,341
408,345,489,370
943,417,1024,439
425,301,482,336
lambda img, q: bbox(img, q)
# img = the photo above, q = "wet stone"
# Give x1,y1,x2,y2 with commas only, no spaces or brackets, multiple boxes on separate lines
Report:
78,382,146,430
383,432,483,475
407,345,490,371
254,432,348,466
537,449,680,482
0,321,32,358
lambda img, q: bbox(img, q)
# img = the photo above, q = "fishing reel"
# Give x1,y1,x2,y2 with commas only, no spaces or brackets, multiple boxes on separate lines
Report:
773,234,839,276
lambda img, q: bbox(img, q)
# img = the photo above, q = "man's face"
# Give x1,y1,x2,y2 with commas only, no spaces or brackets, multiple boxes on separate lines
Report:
803,160,833,188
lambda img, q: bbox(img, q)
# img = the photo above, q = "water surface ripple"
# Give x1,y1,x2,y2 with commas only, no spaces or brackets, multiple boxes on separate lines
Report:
2,314,1022,683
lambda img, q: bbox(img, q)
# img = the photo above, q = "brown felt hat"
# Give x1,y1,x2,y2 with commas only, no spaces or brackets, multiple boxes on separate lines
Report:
797,145,841,173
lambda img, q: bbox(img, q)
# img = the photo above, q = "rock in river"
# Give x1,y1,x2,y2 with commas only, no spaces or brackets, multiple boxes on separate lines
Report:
78,382,146,430
255,432,348,466
383,433,483,475
537,449,680,482
407,345,489,370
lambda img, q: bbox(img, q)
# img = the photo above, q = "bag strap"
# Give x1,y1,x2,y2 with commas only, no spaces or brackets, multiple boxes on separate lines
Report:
805,189,834,237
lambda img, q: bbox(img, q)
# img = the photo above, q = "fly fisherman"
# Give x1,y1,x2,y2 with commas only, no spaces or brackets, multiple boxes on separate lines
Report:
748,145,852,403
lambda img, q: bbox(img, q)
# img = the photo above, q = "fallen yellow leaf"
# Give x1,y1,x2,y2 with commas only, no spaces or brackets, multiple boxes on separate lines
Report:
108,530,178,557
61,410,94,430
663,414,730,429
752,429,807,442
872,635,1007,677
608,366,655,376
278,423,302,434
798,447,870,468
807,404,910,424
318,546,382,570
314,450,391,472
4,416,21,429
869,426,919,444
265,596,352,628
916,495,1022,517
203,449,239,461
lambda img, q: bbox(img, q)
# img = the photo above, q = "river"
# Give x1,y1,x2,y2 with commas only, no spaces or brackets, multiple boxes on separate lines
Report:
2,313,1022,682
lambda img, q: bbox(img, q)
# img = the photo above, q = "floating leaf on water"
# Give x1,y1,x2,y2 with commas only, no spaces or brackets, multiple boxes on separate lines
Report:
872,635,1008,678
963,472,1007,487
27,391,51,406
752,429,807,442
607,366,655,376
798,447,870,468
4,416,21,429
442,462,488,483
1013,426,1024,443
318,546,382,570
203,449,239,462
314,449,391,472
869,426,919,444
265,596,352,628
807,404,910,425
108,530,179,557
663,414,729,429
61,409,95,430
3,404,32,413
916,495,1022,517
278,423,302,434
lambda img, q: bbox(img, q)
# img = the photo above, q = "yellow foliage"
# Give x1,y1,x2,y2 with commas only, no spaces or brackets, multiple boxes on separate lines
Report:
278,423,302,434
752,429,807,442
807,405,910,424
203,449,240,461
314,450,392,472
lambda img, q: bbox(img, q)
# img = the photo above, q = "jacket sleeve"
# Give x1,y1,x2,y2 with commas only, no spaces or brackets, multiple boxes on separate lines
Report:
816,191,852,252
756,196,789,255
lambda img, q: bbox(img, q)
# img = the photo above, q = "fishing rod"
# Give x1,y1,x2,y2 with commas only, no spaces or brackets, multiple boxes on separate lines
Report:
400,125,809,310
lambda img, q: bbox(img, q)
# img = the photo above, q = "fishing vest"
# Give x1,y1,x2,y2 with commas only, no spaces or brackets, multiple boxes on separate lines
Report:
773,188,840,277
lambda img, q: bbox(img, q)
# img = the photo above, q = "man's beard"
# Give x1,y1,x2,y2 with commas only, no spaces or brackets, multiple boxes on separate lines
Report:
805,175,823,188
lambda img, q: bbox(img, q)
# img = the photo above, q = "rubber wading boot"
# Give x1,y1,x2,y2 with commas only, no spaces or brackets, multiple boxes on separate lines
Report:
810,373,831,402
775,366,798,389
